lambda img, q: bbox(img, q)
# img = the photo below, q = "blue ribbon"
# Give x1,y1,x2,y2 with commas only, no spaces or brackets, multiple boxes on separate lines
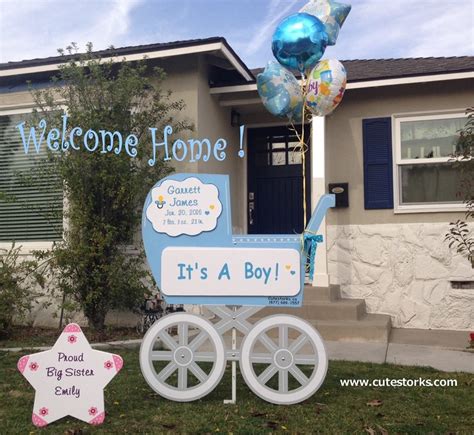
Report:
304,234,323,282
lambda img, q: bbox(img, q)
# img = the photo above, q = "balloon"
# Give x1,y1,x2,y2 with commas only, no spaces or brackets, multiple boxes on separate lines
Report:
289,100,303,123
300,0,352,46
257,61,303,121
306,59,347,116
272,13,328,73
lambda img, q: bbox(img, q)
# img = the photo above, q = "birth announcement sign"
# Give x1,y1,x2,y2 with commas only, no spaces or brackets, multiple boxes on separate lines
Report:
17,323,123,427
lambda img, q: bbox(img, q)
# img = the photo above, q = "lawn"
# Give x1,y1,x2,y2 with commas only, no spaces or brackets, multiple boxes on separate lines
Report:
0,349,472,433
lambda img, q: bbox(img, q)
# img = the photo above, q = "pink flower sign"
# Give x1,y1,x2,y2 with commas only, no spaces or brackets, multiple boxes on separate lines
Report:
67,334,78,344
17,323,123,427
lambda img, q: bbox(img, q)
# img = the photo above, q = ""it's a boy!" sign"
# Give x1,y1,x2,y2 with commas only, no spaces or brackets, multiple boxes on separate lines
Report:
161,247,300,297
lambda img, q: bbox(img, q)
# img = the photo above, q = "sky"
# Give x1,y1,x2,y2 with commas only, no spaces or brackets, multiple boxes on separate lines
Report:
0,0,473,68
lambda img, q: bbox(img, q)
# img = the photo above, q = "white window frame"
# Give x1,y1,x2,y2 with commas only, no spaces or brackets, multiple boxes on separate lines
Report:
392,109,469,214
0,105,66,253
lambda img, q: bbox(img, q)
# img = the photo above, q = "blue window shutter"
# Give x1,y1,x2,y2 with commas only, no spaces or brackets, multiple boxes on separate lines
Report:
363,117,393,209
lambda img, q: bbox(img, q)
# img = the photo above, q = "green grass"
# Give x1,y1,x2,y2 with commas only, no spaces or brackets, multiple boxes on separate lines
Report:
0,349,472,434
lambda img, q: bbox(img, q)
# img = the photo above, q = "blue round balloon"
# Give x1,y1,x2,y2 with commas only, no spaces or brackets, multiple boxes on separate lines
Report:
272,13,328,73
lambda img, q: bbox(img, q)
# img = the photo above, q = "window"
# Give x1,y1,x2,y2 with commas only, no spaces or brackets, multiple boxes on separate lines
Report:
393,112,468,213
254,133,306,167
0,110,63,241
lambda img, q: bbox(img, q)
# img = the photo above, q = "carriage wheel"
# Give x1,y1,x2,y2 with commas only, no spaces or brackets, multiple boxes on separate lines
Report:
239,315,328,405
140,312,226,402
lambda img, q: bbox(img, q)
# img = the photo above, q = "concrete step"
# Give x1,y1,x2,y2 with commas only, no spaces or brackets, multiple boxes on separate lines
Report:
303,284,341,302
313,314,391,342
389,327,470,349
255,314,391,343
254,298,366,321
245,284,392,342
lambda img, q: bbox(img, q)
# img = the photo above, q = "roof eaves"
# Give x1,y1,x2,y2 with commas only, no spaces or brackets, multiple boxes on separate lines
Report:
0,37,255,82
0,37,224,70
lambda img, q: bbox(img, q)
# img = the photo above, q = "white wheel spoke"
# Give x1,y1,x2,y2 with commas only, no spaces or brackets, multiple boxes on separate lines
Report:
159,329,178,350
290,365,309,386
258,332,278,353
279,325,288,348
150,351,173,361
157,361,177,382
189,362,208,383
178,323,189,346
178,366,188,389
289,333,309,354
193,352,216,362
250,353,273,363
279,369,288,393
257,364,278,385
294,355,317,365
189,331,208,351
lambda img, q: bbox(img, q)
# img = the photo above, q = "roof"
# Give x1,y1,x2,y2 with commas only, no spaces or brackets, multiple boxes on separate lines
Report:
0,38,221,70
0,37,254,83
1,36,472,87
251,56,474,84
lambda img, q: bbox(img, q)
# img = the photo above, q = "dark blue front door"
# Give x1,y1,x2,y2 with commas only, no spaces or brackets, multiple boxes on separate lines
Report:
247,125,311,234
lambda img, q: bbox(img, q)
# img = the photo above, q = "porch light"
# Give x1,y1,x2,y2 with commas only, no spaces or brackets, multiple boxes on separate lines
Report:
231,109,241,127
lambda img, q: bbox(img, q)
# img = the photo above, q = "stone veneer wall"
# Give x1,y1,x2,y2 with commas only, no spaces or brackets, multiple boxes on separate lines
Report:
327,223,474,330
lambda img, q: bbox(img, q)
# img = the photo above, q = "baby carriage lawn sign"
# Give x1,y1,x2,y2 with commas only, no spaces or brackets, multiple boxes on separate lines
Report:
140,173,335,404
17,323,123,427
147,177,301,297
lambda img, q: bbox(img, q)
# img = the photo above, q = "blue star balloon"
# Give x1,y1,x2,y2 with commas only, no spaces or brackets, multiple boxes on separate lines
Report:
300,0,352,45
272,12,328,73
257,61,303,122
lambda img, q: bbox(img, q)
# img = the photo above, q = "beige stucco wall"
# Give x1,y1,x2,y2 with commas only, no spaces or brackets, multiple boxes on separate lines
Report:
194,57,244,233
0,89,37,107
150,55,201,174
325,79,474,226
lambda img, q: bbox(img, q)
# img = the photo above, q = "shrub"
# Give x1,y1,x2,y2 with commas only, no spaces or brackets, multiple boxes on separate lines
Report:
0,244,44,338
29,43,191,330
445,107,474,268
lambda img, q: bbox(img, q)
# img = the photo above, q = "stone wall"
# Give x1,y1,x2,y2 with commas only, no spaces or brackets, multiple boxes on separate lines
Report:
327,223,474,330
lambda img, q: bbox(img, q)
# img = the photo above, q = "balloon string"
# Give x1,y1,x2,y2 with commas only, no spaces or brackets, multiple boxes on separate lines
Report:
291,73,308,229
301,73,307,230
289,73,311,278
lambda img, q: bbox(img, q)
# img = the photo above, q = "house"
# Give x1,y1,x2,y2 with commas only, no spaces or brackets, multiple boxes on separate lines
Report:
1,37,473,340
